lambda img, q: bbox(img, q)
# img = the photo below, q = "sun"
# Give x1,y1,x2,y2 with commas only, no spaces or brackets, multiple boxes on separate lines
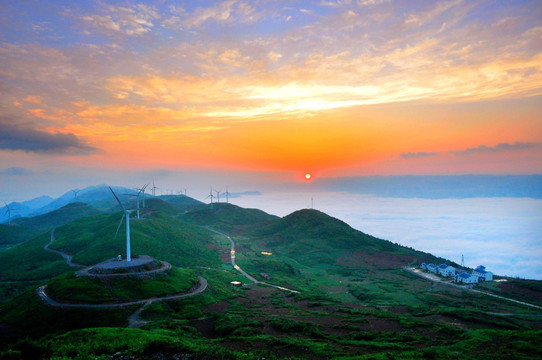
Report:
305,173,312,180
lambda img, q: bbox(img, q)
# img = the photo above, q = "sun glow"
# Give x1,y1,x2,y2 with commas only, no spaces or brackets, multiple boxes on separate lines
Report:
305,173,312,180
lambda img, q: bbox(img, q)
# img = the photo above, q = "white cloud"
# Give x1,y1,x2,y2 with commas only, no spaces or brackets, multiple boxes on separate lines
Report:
183,0,237,28
81,3,160,36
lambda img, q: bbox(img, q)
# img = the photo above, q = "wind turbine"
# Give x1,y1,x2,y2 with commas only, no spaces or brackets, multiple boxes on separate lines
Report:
134,183,149,217
224,187,230,203
151,181,157,197
72,189,81,201
215,189,221,203
3,201,12,225
184,188,187,196
137,183,148,208
109,187,132,262
206,187,215,209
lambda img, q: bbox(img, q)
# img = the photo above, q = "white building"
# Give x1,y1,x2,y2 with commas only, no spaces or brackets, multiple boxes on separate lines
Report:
427,263,437,273
437,264,456,277
455,272,478,284
473,265,493,281
420,263,428,270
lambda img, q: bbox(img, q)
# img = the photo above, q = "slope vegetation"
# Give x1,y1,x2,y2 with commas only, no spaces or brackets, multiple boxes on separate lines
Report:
49,211,220,268
0,203,101,247
181,202,278,233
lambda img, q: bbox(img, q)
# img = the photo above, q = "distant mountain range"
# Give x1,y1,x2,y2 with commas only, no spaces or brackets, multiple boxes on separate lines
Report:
0,184,138,223
2,175,541,223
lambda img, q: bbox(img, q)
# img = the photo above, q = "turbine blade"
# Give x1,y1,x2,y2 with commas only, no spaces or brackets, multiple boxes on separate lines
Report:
114,213,125,238
109,186,126,211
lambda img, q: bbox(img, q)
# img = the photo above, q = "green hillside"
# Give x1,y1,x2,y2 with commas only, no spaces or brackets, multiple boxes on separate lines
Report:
247,209,442,269
231,209,456,303
47,267,198,304
49,212,220,267
0,224,37,247
158,194,206,212
0,209,220,287
0,232,72,282
14,202,101,234
0,203,101,247
181,202,278,232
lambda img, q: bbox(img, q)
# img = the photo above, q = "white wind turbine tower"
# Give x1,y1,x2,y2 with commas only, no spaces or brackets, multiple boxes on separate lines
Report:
206,187,215,209
224,187,230,203
134,183,149,218
109,187,133,262
215,189,221,203
3,202,12,225
151,181,157,197
138,183,148,208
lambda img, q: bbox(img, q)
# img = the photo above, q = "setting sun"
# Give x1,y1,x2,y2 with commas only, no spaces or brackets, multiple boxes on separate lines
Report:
305,173,312,180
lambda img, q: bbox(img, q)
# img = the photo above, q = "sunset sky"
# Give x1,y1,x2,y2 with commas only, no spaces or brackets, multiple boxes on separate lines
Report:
1,0,542,200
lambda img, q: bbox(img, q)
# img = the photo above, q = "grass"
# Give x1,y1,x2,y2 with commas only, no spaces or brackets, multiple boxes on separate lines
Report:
0,232,72,281
48,211,221,268
0,288,131,339
46,267,198,304
0,327,256,360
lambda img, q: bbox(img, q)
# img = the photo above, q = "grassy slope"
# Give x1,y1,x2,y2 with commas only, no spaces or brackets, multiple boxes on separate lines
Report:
13,202,102,233
158,194,206,212
0,224,37,247
181,202,279,233
0,203,101,247
46,267,198,303
230,209,446,299
49,211,220,268
0,232,71,281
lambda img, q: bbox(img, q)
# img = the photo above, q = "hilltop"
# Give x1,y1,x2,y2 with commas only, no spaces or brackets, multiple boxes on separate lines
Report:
181,202,278,233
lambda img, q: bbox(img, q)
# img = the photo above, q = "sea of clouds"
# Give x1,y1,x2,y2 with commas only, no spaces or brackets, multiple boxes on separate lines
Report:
233,191,542,280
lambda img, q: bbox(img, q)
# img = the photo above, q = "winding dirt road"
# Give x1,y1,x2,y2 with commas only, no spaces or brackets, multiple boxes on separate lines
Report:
43,229,85,268
38,229,208,327
207,227,300,294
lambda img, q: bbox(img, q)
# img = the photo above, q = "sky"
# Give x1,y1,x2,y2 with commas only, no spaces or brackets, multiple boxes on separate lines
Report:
1,0,542,200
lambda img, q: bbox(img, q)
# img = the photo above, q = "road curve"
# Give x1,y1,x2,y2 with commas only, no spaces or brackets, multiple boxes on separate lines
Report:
36,276,208,309
43,229,85,268
206,227,299,294
75,261,172,278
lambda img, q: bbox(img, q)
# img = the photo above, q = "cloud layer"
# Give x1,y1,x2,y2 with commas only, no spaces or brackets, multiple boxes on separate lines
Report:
0,121,96,154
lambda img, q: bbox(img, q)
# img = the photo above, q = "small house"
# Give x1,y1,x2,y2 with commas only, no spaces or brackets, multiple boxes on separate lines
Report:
420,263,427,270
427,264,437,273
437,264,456,277
473,265,493,281
455,272,478,284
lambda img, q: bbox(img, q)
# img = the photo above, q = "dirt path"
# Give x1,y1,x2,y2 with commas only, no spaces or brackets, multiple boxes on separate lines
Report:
404,266,542,311
43,229,85,268
207,227,299,294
